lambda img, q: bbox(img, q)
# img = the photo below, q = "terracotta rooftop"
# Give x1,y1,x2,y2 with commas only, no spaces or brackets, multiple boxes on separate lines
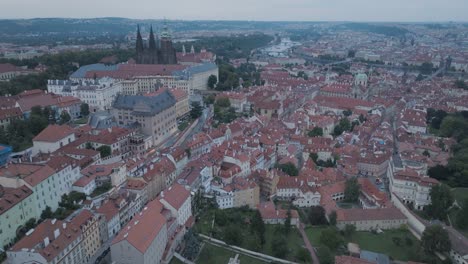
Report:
160,184,190,210
112,199,166,253
10,218,82,262
33,125,74,143
0,185,33,216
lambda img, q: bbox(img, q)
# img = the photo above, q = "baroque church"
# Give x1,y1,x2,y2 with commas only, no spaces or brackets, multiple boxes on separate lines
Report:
135,25,177,65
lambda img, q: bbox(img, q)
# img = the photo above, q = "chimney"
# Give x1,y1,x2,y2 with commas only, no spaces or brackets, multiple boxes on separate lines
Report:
44,237,50,247
54,228,60,239
62,223,67,229
161,191,164,198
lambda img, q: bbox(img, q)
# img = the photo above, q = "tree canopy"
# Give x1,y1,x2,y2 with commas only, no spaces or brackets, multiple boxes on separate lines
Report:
97,145,112,158
344,178,360,202
421,225,451,253
319,227,343,250
333,118,351,137
426,184,453,220
307,206,327,225
308,127,323,137
190,102,203,119
207,74,218,89
276,162,299,176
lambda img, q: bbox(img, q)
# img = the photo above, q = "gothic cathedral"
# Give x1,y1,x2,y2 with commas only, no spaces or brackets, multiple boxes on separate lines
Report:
136,25,177,65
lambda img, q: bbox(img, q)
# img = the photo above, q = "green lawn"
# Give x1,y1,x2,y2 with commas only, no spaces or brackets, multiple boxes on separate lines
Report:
452,188,468,204
347,230,420,261
304,226,329,246
263,225,305,259
305,227,420,261
197,243,268,264
194,208,306,262
169,257,185,264
448,207,468,239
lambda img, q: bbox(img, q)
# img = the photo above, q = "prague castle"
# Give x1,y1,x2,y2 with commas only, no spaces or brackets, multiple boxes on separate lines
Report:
136,25,177,65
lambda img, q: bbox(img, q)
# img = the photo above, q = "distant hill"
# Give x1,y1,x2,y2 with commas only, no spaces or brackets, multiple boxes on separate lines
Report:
335,23,409,37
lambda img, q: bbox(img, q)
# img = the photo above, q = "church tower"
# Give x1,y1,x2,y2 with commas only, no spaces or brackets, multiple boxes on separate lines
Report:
159,24,178,64
136,25,144,64
135,24,177,65
148,26,159,64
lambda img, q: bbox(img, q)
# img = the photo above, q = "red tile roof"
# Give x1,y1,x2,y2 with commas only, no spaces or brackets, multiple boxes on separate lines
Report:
160,184,190,210
33,125,74,143
0,185,33,216
11,218,82,262
0,163,56,187
258,201,299,220
112,199,166,253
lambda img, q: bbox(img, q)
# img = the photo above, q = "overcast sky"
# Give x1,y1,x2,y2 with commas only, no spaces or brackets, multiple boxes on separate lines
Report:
2,0,468,22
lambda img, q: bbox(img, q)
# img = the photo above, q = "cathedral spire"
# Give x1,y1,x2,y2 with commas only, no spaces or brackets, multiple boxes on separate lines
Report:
149,25,157,51
136,25,144,53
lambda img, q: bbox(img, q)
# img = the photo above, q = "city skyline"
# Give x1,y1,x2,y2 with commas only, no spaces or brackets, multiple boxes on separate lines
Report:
2,0,468,22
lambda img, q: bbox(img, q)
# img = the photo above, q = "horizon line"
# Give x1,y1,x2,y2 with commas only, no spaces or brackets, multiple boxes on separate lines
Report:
0,17,467,24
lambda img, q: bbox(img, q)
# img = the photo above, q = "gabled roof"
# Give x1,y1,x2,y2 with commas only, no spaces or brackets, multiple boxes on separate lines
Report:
160,184,190,210
33,125,74,143
112,199,166,253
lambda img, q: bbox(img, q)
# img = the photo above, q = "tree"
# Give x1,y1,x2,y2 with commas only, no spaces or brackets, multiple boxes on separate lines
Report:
456,199,468,229
343,224,356,238
419,62,434,75
426,184,453,220
317,246,333,264
277,162,299,176
422,150,430,157
343,109,352,117
296,248,312,263
309,152,319,163
251,210,266,245
215,97,231,108
328,211,337,226
348,50,356,58
271,235,288,258
204,94,215,105
359,114,366,123
59,111,71,124
285,205,292,234
428,164,451,181
455,80,468,90
190,102,203,119
215,209,228,226
224,225,242,246
208,74,217,89
182,229,201,260
333,118,351,137
319,228,343,250
41,206,53,220
97,145,112,158
308,206,327,225
344,178,360,202
80,103,90,116
308,127,323,137
421,225,451,253
392,236,402,246
427,108,448,130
